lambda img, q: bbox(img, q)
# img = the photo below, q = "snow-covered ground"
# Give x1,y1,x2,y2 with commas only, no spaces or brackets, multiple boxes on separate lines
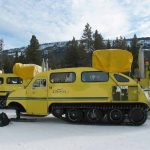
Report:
0,109,150,150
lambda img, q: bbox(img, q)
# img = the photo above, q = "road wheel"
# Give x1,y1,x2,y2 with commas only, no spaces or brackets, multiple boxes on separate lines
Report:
129,108,147,125
108,109,124,124
86,109,103,123
52,108,64,118
66,109,83,123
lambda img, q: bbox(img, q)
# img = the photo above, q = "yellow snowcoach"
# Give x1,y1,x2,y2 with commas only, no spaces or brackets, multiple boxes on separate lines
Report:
6,49,150,125
0,63,42,108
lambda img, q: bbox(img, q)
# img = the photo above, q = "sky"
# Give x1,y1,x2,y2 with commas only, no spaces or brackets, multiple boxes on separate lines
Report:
0,0,150,49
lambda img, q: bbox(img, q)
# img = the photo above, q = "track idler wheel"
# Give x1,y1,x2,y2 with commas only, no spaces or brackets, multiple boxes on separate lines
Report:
86,109,103,123
108,109,124,124
129,108,147,125
66,109,83,123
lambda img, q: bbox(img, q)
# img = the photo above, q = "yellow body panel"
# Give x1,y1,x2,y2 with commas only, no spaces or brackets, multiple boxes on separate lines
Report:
6,67,150,116
140,79,150,89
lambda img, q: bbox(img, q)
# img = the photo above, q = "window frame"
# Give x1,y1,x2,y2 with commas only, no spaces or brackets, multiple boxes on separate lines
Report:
81,71,109,82
6,77,23,84
114,74,129,82
50,72,76,84
32,78,47,88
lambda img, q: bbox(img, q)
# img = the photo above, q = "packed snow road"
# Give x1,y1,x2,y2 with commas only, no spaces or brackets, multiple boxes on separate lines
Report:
0,110,150,150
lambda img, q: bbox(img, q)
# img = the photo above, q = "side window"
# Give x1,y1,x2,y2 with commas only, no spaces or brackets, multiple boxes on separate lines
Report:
82,71,109,82
114,74,129,82
7,77,23,84
33,79,46,88
50,72,76,83
0,77,4,84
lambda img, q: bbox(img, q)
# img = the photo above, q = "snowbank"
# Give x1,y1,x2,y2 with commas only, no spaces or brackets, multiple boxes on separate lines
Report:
0,109,150,150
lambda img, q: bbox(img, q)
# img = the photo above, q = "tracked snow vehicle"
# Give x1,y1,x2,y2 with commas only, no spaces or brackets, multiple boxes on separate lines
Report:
6,49,150,125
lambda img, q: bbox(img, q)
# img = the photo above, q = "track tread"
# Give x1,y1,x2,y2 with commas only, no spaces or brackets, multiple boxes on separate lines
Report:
51,102,148,125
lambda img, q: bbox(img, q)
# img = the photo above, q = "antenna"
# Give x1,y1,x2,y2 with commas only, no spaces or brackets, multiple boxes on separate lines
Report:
138,44,145,78
42,58,45,72
46,58,49,71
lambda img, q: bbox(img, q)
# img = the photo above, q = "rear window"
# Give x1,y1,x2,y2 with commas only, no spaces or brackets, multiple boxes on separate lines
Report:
50,72,76,83
0,77,3,84
7,77,23,84
82,71,109,82
114,74,129,82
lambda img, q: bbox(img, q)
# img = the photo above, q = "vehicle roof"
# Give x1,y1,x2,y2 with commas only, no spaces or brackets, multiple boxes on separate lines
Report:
35,67,128,77
50,67,99,72
36,67,100,76
0,68,130,79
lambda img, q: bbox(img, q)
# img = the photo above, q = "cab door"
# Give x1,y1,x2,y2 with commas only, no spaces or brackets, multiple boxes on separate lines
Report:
26,78,48,115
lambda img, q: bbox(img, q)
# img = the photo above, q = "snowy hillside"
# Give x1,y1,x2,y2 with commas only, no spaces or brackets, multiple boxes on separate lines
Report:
3,41,68,57
40,41,67,49
0,109,150,150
